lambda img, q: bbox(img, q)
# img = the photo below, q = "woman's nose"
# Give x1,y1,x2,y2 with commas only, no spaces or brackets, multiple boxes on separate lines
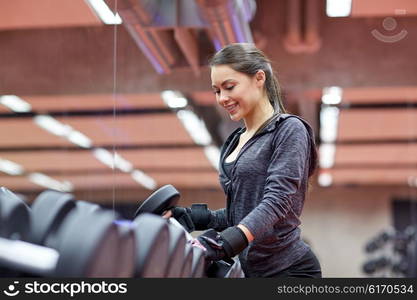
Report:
218,92,229,105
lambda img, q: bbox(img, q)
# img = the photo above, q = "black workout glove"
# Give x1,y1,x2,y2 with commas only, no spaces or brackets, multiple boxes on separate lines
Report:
197,226,249,261
171,204,211,233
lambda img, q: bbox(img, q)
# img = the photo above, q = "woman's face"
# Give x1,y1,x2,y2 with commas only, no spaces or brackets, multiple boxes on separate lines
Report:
211,64,264,121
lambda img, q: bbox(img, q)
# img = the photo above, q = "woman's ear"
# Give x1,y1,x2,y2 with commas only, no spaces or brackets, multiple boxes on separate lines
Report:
255,70,266,88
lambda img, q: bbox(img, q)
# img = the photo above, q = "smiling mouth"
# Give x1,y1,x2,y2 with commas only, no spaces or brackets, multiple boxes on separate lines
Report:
225,103,238,114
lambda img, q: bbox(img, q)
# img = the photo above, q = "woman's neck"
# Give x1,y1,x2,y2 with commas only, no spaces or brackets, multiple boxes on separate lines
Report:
243,97,275,135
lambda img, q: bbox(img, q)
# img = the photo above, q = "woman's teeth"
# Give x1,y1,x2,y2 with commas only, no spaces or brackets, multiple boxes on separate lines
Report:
226,103,238,113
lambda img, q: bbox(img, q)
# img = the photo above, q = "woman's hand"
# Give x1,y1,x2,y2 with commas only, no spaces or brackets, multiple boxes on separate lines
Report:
197,226,249,261
162,210,172,219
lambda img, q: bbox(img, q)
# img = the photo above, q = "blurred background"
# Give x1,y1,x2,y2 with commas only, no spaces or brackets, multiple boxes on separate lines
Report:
0,0,416,277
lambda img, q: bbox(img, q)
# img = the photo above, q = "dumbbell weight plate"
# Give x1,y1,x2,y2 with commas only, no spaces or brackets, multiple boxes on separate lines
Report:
75,200,101,214
0,209,121,277
191,247,205,278
54,209,120,277
230,259,245,278
132,213,170,277
224,258,243,278
28,190,76,245
114,222,136,278
0,187,30,240
180,244,194,278
165,224,186,278
133,184,180,217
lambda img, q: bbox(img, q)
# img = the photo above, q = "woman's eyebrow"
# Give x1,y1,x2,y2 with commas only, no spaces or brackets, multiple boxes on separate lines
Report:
212,79,235,88
221,79,235,86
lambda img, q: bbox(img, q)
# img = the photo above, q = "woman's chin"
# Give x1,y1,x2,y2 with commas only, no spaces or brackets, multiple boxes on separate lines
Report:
229,113,242,121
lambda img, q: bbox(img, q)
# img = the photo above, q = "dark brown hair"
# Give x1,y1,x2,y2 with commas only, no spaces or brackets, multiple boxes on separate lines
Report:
209,43,286,114
210,43,318,178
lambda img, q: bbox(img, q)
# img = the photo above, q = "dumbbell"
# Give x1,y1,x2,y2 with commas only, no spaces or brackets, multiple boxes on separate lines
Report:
134,184,187,278
0,187,31,241
191,247,205,278
0,187,32,276
28,190,76,248
74,200,137,278
134,184,247,278
134,184,208,277
75,200,101,214
165,224,187,277
112,219,136,278
134,184,249,278
29,189,171,278
225,258,245,278
362,256,391,275
0,207,120,277
2,188,133,277
30,190,137,277
130,213,171,277
180,244,194,277
134,184,180,216
73,194,172,278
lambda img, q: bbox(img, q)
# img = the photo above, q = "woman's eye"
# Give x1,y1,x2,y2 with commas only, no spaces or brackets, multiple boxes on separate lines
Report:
213,90,220,95
226,86,234,90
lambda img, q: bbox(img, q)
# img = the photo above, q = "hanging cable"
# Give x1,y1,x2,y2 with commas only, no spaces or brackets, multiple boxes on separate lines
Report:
111,0,119,219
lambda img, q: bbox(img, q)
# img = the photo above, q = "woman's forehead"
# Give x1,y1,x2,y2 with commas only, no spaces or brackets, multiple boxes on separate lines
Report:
210,65,245,84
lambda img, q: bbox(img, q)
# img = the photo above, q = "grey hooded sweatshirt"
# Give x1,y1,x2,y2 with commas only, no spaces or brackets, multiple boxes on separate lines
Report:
208,113,317,277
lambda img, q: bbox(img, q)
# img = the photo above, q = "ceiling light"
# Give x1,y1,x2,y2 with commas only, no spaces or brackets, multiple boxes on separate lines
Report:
86,0,122,25
92,148,115,169
28,173,73,192
0,158,24,175
161,90,188,109
114,152,133,173
326,0,352,17
67,131,93,149
320,106,340,143
131,170,157,190
92,148,134,172
319,143,336,168
318,172,333,187
204,145,220,171
176,110,212,146
0,95,32,113
322,86,343,105
33,115,72,137
407,176,417,188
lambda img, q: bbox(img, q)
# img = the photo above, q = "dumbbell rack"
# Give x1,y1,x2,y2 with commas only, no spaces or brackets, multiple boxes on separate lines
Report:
0,185,245,278
362,226,417,277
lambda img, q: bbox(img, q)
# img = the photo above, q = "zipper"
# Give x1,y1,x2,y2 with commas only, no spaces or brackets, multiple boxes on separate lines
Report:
221,114,281,225
227,115,281,225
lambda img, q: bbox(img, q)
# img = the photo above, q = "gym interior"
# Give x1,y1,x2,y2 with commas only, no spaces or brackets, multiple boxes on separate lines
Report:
0,0,416,278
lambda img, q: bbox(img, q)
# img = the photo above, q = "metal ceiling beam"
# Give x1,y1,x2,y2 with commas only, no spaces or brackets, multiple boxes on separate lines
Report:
107,0,177,74
284,0,322,53
106,0,256,74
196,0,256,50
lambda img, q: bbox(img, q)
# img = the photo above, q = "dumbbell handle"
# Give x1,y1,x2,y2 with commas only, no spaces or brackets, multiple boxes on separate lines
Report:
0,237,58,275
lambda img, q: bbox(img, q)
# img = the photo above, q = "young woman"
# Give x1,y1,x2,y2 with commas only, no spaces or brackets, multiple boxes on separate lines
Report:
168,43,321,278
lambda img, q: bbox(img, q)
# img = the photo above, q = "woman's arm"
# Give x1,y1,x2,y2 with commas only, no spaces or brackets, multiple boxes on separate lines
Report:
237,224,255,242
239,117,313,241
